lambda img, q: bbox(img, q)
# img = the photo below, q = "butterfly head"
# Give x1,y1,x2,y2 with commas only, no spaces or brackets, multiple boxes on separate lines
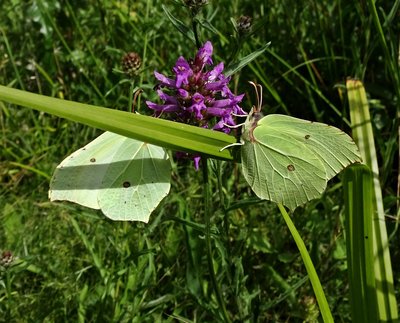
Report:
248,82,263,125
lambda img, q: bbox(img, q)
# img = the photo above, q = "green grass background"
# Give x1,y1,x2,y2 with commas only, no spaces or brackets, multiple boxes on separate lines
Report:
0,0,399,321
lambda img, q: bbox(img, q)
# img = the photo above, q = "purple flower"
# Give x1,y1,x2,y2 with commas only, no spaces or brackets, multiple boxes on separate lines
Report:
146,41,245,169
173,57,192,88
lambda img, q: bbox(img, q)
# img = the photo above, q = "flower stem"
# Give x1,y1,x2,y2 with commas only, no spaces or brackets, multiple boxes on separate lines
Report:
202,158,231,322
277,203,334,323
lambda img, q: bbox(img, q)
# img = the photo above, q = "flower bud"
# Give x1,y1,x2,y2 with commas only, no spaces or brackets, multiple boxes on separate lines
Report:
121,52,142,77
236,15,252,34
0,250,14,268
183,0,208,10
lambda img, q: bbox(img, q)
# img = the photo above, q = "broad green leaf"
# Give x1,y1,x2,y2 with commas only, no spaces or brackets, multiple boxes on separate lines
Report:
49,132,171,222
241,111,362,210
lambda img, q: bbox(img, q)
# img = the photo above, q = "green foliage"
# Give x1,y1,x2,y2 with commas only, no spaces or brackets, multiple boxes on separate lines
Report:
1,0,399,321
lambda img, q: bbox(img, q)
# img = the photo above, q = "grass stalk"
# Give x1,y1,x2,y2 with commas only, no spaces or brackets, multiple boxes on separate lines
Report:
277,203,333,323
202,158,231,323
343,164,378,322
347,79,398,321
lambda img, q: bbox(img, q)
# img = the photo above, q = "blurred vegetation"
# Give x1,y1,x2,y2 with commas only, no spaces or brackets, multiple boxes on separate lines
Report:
0,0,399,321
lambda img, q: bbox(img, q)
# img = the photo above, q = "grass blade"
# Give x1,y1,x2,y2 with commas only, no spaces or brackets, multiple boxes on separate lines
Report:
224,42,271,77
343,164,377,322
277,203,333,323
347,79,398,321
0,85,235,160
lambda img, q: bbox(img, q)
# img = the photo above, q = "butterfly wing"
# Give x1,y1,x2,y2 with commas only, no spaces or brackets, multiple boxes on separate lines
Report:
241,124,327,210
98,140,171,222
241,114,361,210
49,131,126,209
258,115,362,180
49,132,171,222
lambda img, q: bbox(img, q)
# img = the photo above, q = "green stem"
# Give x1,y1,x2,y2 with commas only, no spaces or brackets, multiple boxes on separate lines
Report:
4,269,12,317
216,161,230,251
202,158,231,323
128,80,135,113
277,203,333,323
190,10,201,49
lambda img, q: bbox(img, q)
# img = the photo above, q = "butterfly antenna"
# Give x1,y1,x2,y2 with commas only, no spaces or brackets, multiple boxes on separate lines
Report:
132,88,143,113
249,81,263,113
257,83,263,110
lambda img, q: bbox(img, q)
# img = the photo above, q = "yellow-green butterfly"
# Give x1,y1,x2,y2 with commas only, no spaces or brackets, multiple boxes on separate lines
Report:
49,131,171,222
230,82,362,210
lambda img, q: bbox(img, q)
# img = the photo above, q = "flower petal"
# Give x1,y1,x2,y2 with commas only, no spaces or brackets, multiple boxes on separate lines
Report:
157,90,178,104
154,71,176,87
207,62,224,81
195,41,213,68
193,155,201,170
173,57,192,88
146,101,180,112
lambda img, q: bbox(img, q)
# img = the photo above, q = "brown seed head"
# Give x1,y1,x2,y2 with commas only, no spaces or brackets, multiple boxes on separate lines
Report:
183,0,208,9
236,15,252,34
122,52,142,77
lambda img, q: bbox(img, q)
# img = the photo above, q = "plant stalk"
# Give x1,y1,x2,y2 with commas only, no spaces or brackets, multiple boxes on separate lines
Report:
202,158,231,323
277,203,333,323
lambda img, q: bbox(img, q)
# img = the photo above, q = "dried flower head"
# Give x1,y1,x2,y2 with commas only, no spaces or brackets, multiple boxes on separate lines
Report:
183,0,208,9
146,41,245,169
236,15,252,34
0,250,15,268
122,52,142,77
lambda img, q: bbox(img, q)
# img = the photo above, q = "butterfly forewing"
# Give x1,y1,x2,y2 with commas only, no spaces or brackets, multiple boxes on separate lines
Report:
258,115,362,180
241,113,362,210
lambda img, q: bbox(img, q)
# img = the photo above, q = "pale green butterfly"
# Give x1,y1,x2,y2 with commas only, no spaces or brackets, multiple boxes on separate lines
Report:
226,82,362,210
49,131,171,222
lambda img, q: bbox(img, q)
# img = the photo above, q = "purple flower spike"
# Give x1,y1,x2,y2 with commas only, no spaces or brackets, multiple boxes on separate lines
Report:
146,41,245,169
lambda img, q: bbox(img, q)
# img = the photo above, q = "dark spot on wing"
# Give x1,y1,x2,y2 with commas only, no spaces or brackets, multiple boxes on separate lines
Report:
287,164,295,171
305,134,310,139
90,157,96,162
123,181,131,188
